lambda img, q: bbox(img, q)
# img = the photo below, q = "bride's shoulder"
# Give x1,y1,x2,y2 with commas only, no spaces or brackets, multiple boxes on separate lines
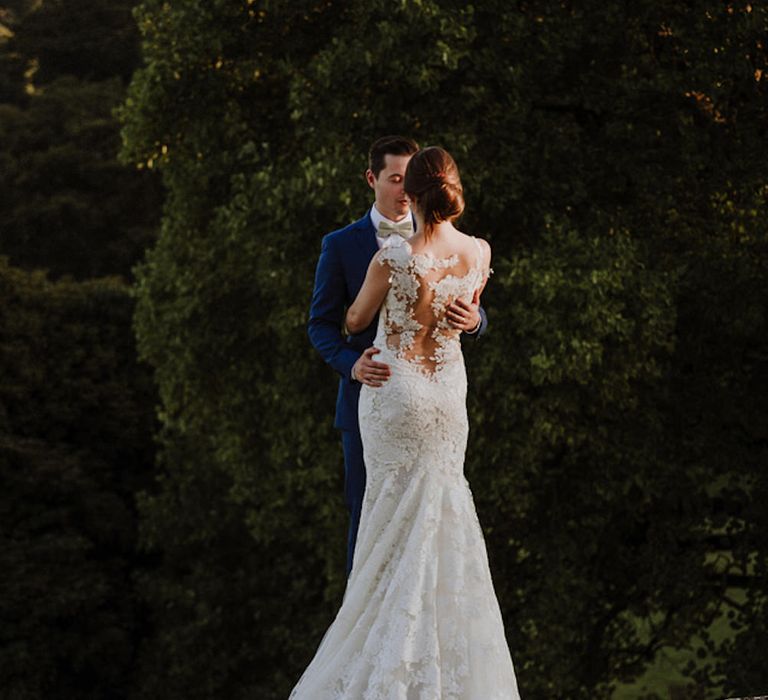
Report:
375,235,411,268
456,231,491,257
458,233,491,273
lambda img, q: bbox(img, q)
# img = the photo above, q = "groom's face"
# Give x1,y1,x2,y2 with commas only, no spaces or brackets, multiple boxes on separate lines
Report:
366,153,412,222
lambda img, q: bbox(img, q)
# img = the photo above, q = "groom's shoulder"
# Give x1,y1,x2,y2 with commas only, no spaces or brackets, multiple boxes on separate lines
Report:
323,212,371,247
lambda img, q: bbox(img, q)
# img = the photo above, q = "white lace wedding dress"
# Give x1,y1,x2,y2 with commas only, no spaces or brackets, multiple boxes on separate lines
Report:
290,235,520,699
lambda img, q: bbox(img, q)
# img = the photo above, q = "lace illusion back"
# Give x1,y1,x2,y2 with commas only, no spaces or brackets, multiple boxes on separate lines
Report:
290,233,520,700
377,235,487,375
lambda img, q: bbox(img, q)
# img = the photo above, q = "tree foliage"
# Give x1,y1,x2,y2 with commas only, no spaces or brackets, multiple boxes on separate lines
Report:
10,0,139,83
121,1,768,698
0,0,162,280
0,3,162,697
0,258,157,699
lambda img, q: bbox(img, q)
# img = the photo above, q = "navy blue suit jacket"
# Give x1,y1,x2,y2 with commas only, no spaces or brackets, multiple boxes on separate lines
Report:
308,209,488,431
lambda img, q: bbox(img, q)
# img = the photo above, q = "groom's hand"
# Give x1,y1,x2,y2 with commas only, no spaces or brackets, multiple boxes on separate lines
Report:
352,347,391,387
447,290,481,332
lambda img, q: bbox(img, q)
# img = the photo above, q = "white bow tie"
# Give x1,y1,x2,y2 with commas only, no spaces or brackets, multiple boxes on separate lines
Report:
378,220,414,238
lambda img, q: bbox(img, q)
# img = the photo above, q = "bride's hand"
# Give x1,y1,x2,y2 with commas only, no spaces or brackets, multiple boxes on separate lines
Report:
446,290,481,332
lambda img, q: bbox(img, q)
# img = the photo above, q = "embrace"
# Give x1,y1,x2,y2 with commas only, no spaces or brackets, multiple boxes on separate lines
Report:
292,137,521,699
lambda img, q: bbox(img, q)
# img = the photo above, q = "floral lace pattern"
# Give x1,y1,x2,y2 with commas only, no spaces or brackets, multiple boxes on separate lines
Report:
290,236,520,700
375,238,487,378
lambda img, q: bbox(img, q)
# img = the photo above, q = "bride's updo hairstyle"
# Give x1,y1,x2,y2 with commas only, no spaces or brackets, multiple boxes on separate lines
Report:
404,146,465,238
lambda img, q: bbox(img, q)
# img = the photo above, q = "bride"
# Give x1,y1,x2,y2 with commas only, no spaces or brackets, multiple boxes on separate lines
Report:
290,147,521,699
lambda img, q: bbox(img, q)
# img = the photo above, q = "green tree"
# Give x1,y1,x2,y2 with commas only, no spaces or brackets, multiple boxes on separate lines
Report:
121,1,768,698
9,0,140,83
0,3,164,697
0,257,157,698
0,0,162,280
0,6,24,104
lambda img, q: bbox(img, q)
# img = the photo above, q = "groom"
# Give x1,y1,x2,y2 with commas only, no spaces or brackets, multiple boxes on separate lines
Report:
308,135,487,575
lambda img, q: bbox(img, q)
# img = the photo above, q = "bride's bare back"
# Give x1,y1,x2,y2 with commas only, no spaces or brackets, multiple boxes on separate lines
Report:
377,232,490,375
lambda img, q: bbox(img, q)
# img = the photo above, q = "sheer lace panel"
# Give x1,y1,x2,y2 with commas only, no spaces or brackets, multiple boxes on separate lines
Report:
376,236,487,375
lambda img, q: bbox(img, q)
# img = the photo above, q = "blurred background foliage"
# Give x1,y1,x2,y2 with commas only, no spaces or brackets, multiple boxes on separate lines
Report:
0,1,160,697
2,0,768,698
0,0,161,281
0,259,157,698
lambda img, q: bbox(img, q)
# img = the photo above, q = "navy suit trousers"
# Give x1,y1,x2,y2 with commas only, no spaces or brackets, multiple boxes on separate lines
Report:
341,427,366,576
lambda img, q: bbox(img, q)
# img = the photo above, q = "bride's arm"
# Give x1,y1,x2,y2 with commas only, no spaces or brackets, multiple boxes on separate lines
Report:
475,238,492,299
345,252,391,334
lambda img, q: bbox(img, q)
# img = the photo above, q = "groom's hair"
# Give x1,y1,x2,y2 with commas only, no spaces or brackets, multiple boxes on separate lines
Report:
368,135,419,178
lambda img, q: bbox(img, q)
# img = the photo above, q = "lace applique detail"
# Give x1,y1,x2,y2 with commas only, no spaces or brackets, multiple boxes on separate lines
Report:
376,237,485,377
412,252,459,274
377,239,424,361
428,268,485,367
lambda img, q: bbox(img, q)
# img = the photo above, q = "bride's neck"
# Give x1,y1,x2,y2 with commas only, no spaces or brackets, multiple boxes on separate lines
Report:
413,210,455,238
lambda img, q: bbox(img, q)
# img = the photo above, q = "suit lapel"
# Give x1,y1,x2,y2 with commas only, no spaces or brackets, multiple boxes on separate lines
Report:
354,209,379,262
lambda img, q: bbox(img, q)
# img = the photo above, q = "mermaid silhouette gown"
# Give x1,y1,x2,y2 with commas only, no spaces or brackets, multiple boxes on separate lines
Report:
290,235,520,699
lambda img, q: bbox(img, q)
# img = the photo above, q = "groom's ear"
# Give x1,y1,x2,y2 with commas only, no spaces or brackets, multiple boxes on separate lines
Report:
365,169,376,189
